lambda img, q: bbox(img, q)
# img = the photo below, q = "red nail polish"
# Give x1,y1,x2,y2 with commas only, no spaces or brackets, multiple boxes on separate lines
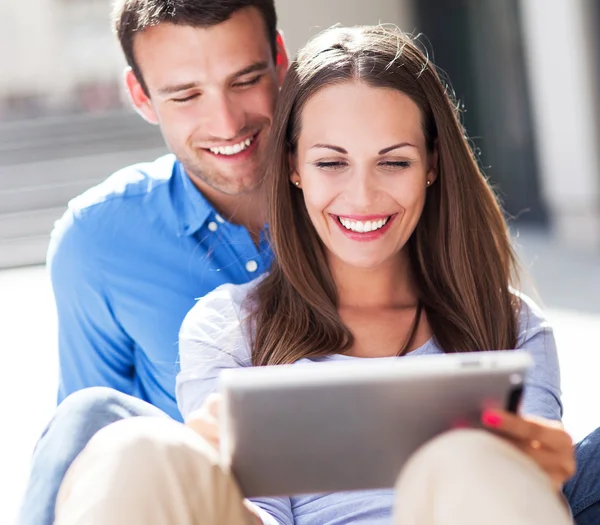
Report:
482,411,502,427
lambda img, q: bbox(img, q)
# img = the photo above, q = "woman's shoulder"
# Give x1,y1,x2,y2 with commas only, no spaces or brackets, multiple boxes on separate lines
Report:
189,277,261,314
179,276,264,341
512,290,553,346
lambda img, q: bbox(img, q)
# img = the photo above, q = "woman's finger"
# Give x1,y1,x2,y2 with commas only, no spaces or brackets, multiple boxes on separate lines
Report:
512,437,576,479
522,414,573,451
482,410,576,490
205,393,222,420
184,394,223,450
482,409,536,439
481,409,571,452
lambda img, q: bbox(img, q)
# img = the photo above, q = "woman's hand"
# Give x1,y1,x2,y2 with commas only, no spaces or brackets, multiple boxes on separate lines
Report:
185,393,222,451
185,395,264,524
481,409,576,491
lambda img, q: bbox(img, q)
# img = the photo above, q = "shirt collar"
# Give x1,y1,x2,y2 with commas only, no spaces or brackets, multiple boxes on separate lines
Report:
172,160,214,237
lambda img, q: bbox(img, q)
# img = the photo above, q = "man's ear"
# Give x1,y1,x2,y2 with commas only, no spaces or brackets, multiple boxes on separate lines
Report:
275,31,290,87
124,68,159,125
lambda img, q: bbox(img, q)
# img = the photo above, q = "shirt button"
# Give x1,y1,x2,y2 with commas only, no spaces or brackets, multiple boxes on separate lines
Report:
208,222,218,232
246,260,258,273
215,214,225,224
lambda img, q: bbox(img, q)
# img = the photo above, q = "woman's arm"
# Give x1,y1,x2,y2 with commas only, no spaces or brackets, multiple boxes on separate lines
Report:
176,283,253,418
176,284,295,525
185,394,292,525
515,294,563,421
480,295,574,490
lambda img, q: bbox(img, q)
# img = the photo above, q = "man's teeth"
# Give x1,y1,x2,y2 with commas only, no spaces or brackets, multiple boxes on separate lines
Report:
338,216,390,233
209,136,254,156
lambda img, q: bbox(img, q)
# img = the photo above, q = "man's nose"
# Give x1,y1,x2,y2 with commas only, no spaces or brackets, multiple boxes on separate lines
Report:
204,93,245,141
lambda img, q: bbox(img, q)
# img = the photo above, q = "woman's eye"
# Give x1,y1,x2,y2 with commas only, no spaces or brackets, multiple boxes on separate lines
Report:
314,161,347,170
380,161,411,169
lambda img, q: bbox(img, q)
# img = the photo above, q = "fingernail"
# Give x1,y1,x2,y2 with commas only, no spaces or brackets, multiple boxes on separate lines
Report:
481,410,502,427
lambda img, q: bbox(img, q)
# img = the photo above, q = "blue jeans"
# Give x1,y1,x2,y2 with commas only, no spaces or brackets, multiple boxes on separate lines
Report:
17,387,600,525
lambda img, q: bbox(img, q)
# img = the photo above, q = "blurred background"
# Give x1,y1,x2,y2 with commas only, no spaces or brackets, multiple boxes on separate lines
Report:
1,0,599,522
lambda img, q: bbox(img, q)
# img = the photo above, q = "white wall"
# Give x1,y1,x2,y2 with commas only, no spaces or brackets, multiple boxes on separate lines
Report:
0,0,413,101
519,0,600,249
0,0,123,102
0,0,63,97
275,0,416,56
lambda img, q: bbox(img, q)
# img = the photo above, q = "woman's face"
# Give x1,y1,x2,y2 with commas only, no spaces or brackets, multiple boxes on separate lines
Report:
293,81,437,271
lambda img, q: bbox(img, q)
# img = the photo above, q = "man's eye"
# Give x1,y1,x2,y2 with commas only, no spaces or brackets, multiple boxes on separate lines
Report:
234,76,262,88
314,161,347,170
172,94,199,104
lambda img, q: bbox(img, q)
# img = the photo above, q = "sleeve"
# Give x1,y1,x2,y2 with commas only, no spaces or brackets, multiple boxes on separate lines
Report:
48,208,135,403
176,285,295,525
176,284,253,419
249,499,295,525
516,295,563,421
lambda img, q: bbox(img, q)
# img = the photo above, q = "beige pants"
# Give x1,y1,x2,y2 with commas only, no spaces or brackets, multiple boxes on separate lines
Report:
54,417,573,525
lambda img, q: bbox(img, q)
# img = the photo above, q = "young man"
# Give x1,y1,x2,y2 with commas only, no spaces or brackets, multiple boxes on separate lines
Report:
18,2,287,524
50,0,288,421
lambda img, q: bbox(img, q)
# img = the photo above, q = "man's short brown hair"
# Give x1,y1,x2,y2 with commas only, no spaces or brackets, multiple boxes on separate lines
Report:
112,0,278,95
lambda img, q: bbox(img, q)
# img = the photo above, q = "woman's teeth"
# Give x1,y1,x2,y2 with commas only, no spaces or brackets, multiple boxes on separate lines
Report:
209,135,254,156
338,216,390,233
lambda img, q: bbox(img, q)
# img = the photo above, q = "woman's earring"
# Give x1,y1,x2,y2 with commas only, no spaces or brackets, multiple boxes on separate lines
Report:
426,180,432,187
294,181,301,187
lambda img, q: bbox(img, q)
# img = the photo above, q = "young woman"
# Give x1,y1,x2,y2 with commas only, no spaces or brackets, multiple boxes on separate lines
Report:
54,26,578,525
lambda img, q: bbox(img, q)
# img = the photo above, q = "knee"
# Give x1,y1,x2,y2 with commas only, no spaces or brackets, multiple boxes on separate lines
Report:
58,387,129,417
569,426,600,485
401,428,524,475
394,430,572,524
576,426,600,457
416,428,500,456
87,417,219,471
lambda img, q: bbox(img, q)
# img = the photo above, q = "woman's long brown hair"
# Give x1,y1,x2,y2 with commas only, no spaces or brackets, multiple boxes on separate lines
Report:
248,26,521,366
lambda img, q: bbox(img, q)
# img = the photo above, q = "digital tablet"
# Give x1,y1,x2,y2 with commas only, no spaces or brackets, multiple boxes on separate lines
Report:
219,350,532,498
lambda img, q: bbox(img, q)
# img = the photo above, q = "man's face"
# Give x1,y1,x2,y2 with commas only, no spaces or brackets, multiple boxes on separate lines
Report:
128,7,287,196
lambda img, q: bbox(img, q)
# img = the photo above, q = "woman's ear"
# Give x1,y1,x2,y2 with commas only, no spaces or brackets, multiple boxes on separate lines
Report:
289,153,301,188
427,139,439,184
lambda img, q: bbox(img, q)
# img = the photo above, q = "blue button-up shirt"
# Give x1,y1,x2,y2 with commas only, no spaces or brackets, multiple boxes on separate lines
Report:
48,154,273,420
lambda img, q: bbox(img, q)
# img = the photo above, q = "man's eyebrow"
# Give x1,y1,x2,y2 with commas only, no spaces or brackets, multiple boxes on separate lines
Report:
157,82,201,96
156,62,270,96
231,61,269,80
310,144,348,154
378,142,417,154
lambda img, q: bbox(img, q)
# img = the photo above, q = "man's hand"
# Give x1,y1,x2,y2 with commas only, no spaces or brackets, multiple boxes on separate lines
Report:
482,409,576,491
185,393,222,451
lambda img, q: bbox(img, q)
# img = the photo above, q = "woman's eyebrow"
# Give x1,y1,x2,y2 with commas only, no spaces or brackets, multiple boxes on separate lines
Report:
310,144,347,154
309,142,418,155
378,142,417,155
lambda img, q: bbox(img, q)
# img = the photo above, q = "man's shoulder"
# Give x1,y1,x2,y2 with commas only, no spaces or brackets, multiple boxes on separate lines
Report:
68,153,177,221
48,153,179,264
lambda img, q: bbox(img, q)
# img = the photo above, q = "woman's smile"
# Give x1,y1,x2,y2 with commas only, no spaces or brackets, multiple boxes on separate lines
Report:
331,213,397,241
